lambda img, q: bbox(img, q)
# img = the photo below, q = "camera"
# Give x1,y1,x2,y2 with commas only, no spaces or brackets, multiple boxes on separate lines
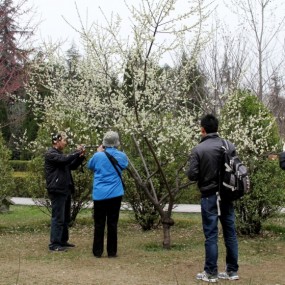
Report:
81,145,94,151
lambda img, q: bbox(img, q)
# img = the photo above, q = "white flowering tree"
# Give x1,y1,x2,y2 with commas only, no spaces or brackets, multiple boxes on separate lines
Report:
26,0,213,248
219,90,285,235
219,90,280,165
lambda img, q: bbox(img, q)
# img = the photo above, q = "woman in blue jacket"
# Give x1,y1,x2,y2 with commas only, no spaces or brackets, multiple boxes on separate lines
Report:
87,131,128,258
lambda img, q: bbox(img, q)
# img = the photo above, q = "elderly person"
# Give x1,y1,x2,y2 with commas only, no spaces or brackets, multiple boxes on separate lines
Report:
87,131,128,258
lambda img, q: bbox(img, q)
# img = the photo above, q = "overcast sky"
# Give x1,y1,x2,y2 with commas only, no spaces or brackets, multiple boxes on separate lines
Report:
28,0,284,63
29,0,236,50
30,0,147,49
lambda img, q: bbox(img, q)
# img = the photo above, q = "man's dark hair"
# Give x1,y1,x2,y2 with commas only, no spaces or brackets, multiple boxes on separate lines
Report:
200,114,219,133
51,133,62,144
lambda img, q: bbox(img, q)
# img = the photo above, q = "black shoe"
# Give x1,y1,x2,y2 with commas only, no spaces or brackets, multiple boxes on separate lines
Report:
62,242,75,248
108,255,117,258
93,250,102,258
49,246,67,252
93,252,102,258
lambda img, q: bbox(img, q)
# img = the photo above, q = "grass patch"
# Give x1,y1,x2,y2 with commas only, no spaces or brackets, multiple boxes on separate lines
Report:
144,242,191,252
0,206,284,285
144,242,164,252
0,205,50,233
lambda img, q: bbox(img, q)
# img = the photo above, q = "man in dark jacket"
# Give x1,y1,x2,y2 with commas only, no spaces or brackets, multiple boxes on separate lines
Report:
186,114,239,283
45,133,85,251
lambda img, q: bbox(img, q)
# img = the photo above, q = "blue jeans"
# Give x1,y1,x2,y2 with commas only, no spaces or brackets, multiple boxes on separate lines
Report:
49,193,71,249
201,194,239,275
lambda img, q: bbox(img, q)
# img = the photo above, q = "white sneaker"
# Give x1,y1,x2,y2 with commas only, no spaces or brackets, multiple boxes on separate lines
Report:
218,271,239,280
196,271,218,283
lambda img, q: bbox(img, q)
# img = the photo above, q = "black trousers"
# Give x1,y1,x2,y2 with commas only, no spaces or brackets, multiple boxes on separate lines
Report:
48,193,71,249
93,196,122,257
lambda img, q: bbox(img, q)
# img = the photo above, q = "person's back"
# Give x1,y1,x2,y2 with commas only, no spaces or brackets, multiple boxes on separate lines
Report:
87,131,128,258
88,146,128,200
186,114,239,283
187,133,235,197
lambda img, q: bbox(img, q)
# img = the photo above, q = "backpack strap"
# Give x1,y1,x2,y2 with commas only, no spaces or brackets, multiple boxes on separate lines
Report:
104,151,126,189
219,138,227,188
221,139,229,150
216,192,221,216
217,138,228,214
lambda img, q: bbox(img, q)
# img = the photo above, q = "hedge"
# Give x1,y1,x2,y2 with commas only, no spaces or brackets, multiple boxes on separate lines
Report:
9,160,30,171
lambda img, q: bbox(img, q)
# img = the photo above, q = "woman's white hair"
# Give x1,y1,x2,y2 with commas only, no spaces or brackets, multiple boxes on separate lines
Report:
103,131,120,147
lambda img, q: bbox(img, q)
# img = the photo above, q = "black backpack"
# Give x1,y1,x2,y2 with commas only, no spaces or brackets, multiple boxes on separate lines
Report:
219,140,250,201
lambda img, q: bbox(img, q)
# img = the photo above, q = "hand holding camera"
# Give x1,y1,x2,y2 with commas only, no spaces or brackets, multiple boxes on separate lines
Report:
97,145,105,152
77,144,86,156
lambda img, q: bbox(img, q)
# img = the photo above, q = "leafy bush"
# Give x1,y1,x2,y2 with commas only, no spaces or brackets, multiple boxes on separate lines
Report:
26,154,93,225
235,160,285,235
220,90,284,235
12,172,31,197
124,176,160,230
24,156,51,215
0,131,15,211
9,161,32,197
0,131,14,213
9,160,30,171
69,163,93,225
175,184,200,204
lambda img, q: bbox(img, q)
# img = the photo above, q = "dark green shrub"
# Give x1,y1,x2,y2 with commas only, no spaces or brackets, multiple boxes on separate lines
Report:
26,155,93,224
9,160,30,171
124,176,160,231
0,131,15,212
25,156,46,198
70,164,93,225
236,159,285,235
175,184,200,204
12,173,31,197
0,132,15,200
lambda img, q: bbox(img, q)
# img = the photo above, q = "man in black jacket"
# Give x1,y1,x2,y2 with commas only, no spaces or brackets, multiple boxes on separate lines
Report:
45,133,85,251
186,114,239,283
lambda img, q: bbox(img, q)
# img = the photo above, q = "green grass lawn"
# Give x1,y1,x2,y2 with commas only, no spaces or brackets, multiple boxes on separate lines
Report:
0,205,284,285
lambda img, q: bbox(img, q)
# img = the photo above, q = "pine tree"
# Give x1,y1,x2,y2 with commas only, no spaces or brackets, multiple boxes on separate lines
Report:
0,0,33,148
0,0,29,99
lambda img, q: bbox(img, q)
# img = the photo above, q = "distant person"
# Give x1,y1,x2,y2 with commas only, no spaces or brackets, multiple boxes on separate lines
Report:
186,114,239,283
45,132,85,252
87,131,128,258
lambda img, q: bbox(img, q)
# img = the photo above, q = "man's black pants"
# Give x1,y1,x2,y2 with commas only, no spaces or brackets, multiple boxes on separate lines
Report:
48,193,71,249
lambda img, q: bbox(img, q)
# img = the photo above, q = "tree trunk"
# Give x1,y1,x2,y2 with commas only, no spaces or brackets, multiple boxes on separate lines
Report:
161,216,174,249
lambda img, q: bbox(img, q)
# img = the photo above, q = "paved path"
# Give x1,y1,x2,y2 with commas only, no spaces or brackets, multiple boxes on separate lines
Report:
11,197,201,213
10,197,285,213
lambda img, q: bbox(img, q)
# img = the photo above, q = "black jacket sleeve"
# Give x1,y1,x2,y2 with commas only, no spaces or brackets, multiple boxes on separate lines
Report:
45,150,80,165
69,155,85,170
186,148,200,182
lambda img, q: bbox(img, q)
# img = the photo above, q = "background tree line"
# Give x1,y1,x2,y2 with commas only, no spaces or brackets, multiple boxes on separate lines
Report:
1,0,285,248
